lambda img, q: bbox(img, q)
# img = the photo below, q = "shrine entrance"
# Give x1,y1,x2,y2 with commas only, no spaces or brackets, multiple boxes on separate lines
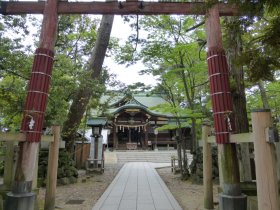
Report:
112,105,150,150
117,127,143,149
1,1,272,210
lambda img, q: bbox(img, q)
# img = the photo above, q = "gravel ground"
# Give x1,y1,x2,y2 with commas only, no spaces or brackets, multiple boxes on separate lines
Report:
37,164,122,210
38,164,219,210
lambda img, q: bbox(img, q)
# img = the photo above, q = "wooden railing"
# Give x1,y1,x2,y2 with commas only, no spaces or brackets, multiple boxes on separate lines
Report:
202,110,280,210
0,126,61,210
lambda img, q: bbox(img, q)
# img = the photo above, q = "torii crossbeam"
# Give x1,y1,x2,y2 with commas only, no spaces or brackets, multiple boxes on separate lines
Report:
0,1,238,16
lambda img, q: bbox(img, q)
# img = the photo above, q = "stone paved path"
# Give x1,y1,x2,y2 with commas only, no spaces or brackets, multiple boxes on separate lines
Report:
92,162,182,210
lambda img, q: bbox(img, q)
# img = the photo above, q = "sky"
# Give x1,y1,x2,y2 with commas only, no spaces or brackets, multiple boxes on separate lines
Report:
21,11,157,87
104,15,157,87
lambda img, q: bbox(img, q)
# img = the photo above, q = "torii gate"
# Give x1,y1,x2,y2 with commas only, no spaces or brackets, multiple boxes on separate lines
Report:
0,1,248,210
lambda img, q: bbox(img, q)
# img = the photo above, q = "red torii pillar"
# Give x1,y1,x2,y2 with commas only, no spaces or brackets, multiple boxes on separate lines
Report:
205,5,246,210
5,0,58,209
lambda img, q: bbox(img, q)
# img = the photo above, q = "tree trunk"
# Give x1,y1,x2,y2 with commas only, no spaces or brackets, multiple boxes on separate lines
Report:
62,14,114,153
225,17,252,182
180,69,197,153
180,68,197,179
257,80,270,109
176,129,183,173
191,118,197,153
180,128,189,180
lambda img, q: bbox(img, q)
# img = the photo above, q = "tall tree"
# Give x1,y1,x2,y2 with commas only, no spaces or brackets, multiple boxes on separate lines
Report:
62,14,114,153
224,17,252,181
115,15,209,179
151,71,203,179
116,15,208,151
47,15,99,126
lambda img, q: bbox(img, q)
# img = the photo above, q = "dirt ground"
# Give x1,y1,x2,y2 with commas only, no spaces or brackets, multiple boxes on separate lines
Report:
157,167,219,210
37,164,219,210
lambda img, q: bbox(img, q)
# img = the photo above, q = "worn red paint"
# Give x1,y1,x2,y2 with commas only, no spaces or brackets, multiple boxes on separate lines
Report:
21,48,54,142
207,48,235,144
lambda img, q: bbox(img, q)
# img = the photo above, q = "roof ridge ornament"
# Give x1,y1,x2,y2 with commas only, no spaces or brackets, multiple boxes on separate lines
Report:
126,98,140,105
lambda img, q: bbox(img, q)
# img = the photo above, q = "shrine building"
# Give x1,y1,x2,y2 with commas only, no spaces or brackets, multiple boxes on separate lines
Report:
87,94,192,150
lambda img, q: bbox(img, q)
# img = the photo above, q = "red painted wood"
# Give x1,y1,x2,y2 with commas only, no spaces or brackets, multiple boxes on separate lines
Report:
207,48,235,144
21,48,54,142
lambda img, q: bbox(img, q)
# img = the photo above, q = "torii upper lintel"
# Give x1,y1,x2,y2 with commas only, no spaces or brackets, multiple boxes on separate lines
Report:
0,1,239,16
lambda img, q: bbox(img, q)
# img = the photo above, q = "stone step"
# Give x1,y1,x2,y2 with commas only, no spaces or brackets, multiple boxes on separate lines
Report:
115,150,193,164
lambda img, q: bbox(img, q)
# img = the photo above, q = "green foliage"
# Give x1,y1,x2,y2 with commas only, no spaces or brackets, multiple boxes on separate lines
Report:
0,15,34,129
259,15,280,48
38,149,78,187
247,81,280,116
115,41,138,66
115,15,210,136
222,6,280,83
122,15,209,110
0,14,108,129
56,15,99,65
51,15,102,126
125,82,152,93
0,76,26,129
238,49,279,82
149,103,203,131
0,142,6,175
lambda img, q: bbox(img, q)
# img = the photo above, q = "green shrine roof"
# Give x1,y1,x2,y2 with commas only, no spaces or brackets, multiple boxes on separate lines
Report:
111,103,173,118
133,95,167,108
89,93,192,129
100,94,167,108
99,94,172,117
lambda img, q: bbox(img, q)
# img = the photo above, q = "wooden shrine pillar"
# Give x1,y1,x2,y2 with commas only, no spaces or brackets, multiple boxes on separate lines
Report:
275,142,280,181
202,121,213,210
44,126,60,210
252,110,279,210
5,0,58,209
3,142,16,190
128,128,132,143
144,124,149,149
113,124,118,149
205,5,246,210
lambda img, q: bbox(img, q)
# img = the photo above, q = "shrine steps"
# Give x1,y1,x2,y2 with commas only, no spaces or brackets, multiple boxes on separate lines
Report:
112,150,193,164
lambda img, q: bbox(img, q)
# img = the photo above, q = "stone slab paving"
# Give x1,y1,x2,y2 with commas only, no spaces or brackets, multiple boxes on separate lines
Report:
92,162,182,210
